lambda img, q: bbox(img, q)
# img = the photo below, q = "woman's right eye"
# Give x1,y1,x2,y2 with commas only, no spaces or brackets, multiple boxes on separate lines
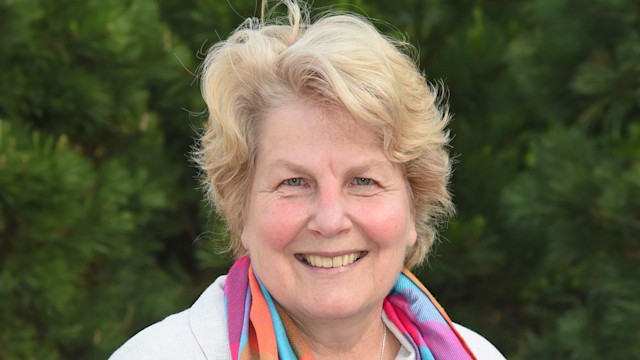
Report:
283,178,305,186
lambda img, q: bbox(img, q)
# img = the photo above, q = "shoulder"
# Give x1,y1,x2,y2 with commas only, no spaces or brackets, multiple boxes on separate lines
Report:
109,276,231,360
109,309,202,359
453,323,506,360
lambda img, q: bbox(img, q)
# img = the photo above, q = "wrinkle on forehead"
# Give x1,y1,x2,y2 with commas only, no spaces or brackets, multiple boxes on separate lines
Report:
255,100,391,179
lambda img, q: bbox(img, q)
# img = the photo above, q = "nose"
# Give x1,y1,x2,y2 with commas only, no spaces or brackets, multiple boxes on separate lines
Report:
307,184,352,238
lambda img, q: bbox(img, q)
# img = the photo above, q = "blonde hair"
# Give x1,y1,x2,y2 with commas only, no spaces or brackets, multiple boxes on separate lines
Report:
195,0,454,269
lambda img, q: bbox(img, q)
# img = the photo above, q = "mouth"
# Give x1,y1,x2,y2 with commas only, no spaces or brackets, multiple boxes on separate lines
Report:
296,252,366,269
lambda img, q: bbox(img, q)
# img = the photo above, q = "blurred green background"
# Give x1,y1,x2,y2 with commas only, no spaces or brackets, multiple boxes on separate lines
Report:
1,0,639,358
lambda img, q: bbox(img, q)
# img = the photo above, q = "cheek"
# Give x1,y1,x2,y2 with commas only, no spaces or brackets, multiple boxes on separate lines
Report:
244,199,306,251
356,199,415,248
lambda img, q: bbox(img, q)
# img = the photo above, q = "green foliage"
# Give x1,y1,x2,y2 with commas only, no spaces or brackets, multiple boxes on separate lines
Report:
1,0,638,358
502,128,640,359
0,121,187,358
0,0,222,358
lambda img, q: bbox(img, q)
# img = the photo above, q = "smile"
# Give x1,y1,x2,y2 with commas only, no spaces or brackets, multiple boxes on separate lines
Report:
297,252,366,268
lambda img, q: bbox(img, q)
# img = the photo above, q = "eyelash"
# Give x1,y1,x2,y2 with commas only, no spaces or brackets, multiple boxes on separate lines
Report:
283,178,306,186
281,177,376,187
352,177,374,186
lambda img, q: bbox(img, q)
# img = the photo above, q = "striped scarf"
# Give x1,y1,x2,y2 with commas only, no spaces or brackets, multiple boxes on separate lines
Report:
224,256,476,360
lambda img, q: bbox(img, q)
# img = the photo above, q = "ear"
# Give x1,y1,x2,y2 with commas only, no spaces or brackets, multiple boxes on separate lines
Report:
407,223,417,248
240,229,250,251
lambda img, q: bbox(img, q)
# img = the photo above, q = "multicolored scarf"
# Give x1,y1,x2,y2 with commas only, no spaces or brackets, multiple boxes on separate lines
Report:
224,256,476,360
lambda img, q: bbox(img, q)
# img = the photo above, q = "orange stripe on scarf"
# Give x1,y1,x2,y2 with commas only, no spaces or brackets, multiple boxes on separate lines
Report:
274,302,313,360
244,264,279,360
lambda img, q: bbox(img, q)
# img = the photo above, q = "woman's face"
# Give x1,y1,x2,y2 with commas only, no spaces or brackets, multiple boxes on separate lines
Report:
241,100,416,326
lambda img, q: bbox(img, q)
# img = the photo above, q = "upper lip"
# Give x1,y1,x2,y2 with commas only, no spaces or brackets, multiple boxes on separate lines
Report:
295,250,365,257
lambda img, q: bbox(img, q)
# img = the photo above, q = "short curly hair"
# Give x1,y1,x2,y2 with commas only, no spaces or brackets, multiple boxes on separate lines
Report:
194,0,454,269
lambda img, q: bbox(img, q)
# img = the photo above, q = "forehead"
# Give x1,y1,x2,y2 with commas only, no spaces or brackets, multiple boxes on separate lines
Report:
252,102,401,187
257,100,380,147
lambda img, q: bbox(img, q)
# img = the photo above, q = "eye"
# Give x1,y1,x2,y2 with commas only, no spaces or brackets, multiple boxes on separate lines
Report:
283,178,305,186
353,177,374,186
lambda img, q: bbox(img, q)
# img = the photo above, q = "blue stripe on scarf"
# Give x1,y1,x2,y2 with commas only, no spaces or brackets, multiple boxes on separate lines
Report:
258,278,298,359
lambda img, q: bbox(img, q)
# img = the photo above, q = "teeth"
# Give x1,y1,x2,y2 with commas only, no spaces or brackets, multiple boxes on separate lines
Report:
333,256,343,267
302,253,362,269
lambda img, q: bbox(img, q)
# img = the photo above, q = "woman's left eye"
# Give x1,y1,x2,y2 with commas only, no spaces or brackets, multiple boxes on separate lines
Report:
283,178,305,186
353,177,374,186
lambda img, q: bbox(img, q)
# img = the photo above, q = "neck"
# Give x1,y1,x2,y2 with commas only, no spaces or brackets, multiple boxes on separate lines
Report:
288,307,400,360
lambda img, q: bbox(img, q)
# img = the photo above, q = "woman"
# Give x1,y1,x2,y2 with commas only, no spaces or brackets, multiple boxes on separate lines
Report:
111,0,505,359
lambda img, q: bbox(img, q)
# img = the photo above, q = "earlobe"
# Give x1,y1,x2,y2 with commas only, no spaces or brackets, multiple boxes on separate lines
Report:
240,230,250,250
407,225,417,247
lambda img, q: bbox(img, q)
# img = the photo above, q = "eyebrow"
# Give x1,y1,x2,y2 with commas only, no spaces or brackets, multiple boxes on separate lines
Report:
268,159,309,174
267,158,395,176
